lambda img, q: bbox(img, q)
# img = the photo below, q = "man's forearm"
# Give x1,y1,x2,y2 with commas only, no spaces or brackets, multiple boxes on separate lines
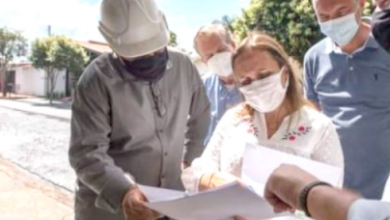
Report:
307,186,360,220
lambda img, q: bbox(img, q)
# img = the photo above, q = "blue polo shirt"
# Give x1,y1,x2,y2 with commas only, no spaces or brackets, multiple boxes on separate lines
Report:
304,35,390,199
203,74,243,146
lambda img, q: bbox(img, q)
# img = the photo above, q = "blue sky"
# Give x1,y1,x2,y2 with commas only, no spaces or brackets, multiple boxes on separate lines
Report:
0,0,250,52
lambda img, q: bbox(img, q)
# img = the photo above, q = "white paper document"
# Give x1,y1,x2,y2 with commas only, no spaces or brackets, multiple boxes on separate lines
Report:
139,182,281,220
138,144,341,220
242,143,343,190
382,176,390,202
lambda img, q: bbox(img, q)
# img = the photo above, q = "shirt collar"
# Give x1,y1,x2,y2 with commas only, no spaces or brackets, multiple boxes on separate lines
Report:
217,76,240,94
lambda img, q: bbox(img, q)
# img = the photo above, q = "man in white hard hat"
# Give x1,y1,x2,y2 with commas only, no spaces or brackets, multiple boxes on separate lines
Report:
194,24,243,146
68,0,210,219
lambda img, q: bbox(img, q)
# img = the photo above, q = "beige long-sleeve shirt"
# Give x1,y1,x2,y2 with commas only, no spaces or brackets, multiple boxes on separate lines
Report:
69,48,210,220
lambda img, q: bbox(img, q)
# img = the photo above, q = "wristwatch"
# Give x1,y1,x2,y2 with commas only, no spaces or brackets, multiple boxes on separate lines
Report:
299,181,332,217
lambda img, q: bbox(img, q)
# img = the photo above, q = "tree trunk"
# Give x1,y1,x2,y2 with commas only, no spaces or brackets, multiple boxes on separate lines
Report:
49,72,54,106
47,69,60,106
0,67,7,98
70,72,79,100
49,88,53,105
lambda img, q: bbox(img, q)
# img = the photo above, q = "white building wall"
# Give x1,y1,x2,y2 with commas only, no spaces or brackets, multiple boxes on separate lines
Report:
53,70,66,94
15,66,46,96
14,66,66,97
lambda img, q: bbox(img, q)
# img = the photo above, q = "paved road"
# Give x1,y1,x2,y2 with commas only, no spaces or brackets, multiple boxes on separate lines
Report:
0,107,75,191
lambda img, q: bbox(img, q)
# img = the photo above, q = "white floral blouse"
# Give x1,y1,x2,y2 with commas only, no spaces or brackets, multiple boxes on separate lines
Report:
182,105,344,193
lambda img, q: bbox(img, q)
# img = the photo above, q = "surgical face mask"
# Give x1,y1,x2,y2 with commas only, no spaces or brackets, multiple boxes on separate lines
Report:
319,6,361,46
207,51,234,78
121,48,169,82
239,67,288,113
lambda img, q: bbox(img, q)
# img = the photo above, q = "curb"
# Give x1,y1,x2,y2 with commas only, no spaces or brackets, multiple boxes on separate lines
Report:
0,157,74,208
0,105,71,121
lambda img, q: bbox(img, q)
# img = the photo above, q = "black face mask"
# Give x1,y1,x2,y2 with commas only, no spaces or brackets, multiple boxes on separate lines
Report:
121,48,169,82
373,9,390,54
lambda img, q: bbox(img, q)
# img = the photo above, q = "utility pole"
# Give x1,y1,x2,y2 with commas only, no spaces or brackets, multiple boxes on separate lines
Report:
48,25,52,36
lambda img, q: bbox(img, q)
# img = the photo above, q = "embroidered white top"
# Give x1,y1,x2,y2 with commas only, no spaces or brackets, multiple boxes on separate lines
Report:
182,104,344,193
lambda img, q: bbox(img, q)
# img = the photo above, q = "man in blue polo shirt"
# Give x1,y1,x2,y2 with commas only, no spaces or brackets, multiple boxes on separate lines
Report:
304,0,390,199
194,24,243,146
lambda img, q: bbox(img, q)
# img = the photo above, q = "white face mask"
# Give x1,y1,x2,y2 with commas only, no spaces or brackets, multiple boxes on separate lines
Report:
207,51,234,78
319,6,360,46
239,67,288,113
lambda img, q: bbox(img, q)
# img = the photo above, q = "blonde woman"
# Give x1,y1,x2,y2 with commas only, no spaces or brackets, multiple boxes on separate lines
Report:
182,32,344,195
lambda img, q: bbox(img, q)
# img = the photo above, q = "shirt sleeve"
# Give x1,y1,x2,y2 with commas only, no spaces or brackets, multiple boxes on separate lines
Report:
303,54,319,104
311,120,345,186
69,69,133,214
348,199,390,220
182,110,232,193
183,57,211,164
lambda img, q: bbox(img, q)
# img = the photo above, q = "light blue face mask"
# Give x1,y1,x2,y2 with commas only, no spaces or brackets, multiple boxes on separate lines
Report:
319,4,361,46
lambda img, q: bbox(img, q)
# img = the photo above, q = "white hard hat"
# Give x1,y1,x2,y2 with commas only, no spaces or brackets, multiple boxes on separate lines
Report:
99,0,170,58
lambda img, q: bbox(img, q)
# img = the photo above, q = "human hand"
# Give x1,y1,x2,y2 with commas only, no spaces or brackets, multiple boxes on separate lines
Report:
122,187,161,220
199,172,240,191
264,165,318,213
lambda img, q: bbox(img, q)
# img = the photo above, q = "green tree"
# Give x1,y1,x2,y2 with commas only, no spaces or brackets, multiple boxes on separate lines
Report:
232,0,321,63
169,31,178,47
364,0,376,15
0,28,27,97
30,36,89,105
232,0,376,63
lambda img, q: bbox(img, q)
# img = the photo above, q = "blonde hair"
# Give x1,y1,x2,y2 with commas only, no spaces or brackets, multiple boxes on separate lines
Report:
232,32,312,118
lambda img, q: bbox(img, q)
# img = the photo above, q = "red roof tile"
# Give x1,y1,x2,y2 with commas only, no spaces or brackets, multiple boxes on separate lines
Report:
78,41,112,54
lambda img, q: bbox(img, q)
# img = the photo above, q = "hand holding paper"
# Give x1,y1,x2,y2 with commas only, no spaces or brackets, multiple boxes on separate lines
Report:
264,165,318,213
122,187,161,220
136,143,343,220
199,172,240,191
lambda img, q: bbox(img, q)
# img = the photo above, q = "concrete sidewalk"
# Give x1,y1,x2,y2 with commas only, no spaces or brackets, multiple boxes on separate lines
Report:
0,98,71,120
0,157,74,220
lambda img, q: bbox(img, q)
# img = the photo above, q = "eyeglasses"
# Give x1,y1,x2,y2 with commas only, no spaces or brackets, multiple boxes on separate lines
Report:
150,83,167,117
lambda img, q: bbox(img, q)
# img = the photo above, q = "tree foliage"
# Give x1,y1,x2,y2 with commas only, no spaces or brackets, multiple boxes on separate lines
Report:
232,0,321,62
169,31,178,47
232,0,376,63
0,27,27,96
30,36,89,104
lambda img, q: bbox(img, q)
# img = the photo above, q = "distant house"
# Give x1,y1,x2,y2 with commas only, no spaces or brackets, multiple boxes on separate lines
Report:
7,41,111,98
78,40,112,63
8,61,67,97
